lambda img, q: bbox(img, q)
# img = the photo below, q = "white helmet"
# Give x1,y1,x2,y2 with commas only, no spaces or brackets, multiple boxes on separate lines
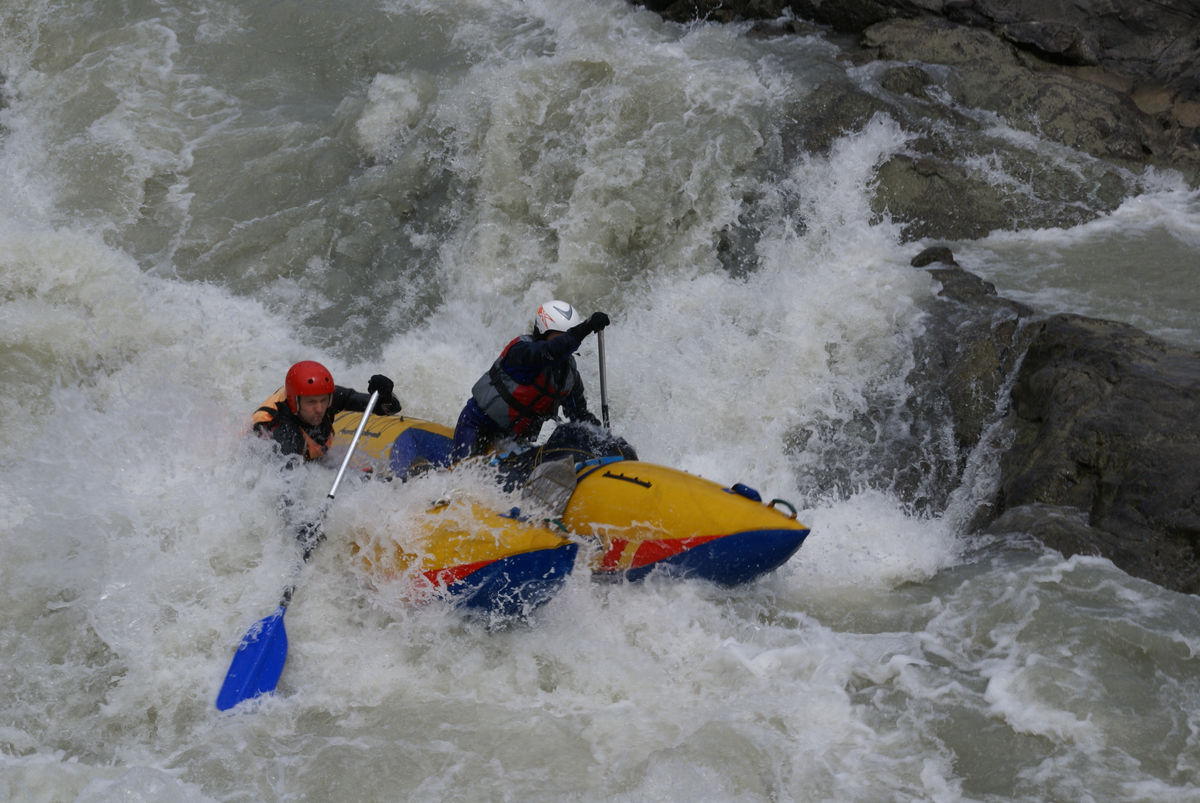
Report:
535,300,578,335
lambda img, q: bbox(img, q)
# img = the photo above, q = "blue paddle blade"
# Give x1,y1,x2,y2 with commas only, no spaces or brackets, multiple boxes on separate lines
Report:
216,607,288,711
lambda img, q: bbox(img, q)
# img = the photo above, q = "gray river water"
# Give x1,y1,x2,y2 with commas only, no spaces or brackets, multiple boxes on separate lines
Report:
2,1,1199,800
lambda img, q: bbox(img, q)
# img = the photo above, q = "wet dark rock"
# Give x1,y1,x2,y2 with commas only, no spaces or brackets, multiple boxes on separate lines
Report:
983,503,1120,560
776,65,1135,241
633,0,1200,242
862,18,1172,168
910,251,1200,595
637,0,1200,119
874,156,1016,242
906,247,1033,489
633,0,1200,593
776,77,892,161
801,247,1037,517
992,314,1200,594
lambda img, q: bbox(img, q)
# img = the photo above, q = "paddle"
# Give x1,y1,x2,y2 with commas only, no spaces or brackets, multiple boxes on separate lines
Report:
597,329,610,429
216,391,381,711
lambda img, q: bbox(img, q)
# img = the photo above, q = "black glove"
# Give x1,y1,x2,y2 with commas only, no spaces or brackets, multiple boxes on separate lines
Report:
367,374,394,398
296,520,325,561
566,311,610,341
367,374,401,415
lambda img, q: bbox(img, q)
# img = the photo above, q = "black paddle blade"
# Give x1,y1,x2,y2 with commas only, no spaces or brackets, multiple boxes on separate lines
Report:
216,607,288,711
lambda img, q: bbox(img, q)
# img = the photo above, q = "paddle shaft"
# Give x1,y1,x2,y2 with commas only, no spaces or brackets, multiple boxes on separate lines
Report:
327,391,379,500
280,389,381,610
216,391,380,710
597,330,610,429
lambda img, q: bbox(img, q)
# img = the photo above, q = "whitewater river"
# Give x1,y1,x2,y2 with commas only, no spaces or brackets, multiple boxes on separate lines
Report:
3,1,1199,801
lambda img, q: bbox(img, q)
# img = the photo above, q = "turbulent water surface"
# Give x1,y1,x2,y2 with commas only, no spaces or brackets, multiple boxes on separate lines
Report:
2,1,1200,801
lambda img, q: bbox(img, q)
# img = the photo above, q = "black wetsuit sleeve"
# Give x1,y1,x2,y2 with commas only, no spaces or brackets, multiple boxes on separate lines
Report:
503,333,582,369
332,385,401,415
268,411,309,457
332,385,368,413
561,370,598,424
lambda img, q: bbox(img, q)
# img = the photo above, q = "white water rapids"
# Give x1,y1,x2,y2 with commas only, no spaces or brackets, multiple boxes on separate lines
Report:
2,1,1199,800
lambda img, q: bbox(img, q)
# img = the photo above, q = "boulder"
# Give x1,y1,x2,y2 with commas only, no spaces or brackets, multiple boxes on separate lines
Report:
634,0,1200,191
861,17,1190,171
632,0,1200,593
909,251,1200,594
770,50,1137,242
637,0,1200,109
992,314,1200,593
908,246,1033,457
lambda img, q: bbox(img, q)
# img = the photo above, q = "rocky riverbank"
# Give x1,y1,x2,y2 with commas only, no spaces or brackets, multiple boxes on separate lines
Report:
911,247,1200,595
630,1,1200,593
635,0,1200,241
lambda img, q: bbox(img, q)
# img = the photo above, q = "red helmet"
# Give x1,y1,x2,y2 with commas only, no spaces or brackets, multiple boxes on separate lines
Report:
284,360,335,414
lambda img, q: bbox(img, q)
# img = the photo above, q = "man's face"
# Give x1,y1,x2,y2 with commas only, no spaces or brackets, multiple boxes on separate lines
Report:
296,394,332,427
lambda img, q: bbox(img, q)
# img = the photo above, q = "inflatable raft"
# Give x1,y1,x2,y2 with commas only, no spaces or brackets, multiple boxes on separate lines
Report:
330,412,809,616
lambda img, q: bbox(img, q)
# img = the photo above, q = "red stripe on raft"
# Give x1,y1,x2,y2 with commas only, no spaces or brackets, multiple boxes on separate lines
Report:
424,560,494,587
599,540,627,570
630,534,726,569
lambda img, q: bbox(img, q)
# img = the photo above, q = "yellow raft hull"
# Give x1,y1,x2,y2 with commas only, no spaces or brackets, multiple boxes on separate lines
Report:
565,458,808,584
331,412,809,607
332,414,576,617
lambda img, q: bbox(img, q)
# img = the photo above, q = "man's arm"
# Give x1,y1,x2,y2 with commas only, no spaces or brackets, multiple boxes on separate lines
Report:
331,378,401,415
561,370,599,425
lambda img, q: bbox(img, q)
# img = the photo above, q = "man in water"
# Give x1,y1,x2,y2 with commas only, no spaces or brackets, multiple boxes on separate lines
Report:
251,360,402,557
252,359,401,462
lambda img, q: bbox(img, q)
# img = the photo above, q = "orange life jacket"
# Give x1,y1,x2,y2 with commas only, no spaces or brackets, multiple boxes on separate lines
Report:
251,387,329,461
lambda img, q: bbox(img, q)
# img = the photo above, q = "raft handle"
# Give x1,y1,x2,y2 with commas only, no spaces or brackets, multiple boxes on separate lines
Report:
768,498,798,519
727,483,762,502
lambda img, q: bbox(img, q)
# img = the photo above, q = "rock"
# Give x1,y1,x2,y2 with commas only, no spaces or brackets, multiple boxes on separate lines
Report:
776,77,893,160
904,251,1200,594
632,0,1200,186
632,0,1200,593
638,0,1200,103
982,502,1119,560
870,152,1126,242
773,62,1135,241
862,18,1171,167
994,314,1200,594
906,247,1033,495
